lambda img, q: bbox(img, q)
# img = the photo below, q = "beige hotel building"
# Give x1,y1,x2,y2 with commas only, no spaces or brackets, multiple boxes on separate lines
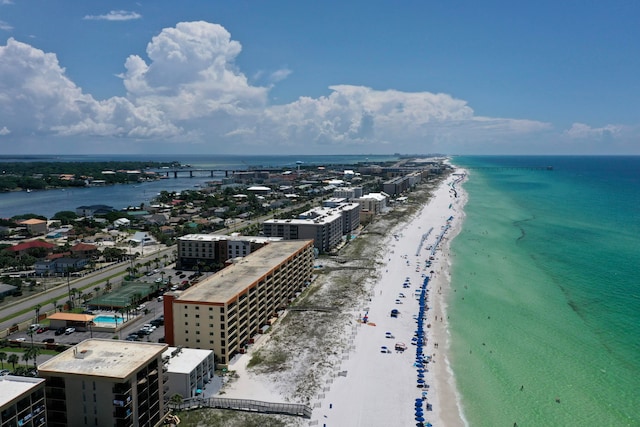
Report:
164,240,314,365
38,339,167,427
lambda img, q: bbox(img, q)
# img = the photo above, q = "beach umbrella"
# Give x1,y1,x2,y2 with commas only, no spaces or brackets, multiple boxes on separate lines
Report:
416,415,425,422
417,373,425,378
417,379,425,384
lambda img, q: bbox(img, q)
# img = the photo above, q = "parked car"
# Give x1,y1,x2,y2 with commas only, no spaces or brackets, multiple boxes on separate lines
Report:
36,327,46,334
28,324,41,332
54,327,66,336
157,296,164,302
0,369,10,376
64,327,76,335
42,338,55,344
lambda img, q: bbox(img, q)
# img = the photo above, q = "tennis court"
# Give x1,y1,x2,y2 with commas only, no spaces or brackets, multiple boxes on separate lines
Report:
88,281,157,308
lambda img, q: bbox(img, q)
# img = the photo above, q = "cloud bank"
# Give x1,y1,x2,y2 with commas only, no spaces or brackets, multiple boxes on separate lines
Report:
0,21,634,154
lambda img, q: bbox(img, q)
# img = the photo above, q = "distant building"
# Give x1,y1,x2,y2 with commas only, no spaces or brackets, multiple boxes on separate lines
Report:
18,218,48,236
176,234,282,271
76,205,116,217
164,240,314,365
39,339,167,427
263,203,360,252
357,192,388,215
162,347,214,399
34,257,88,275
0,375,47,427
333,186,363,200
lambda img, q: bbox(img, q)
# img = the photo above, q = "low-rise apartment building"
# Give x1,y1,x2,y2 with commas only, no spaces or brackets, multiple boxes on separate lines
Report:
162,347,214,399
164,240,314,365
38,339,167,427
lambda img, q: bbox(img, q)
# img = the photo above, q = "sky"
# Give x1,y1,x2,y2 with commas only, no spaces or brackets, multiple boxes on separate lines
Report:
0,0,639,155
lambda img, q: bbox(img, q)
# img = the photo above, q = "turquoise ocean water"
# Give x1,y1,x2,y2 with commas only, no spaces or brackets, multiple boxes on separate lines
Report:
448,156,639,426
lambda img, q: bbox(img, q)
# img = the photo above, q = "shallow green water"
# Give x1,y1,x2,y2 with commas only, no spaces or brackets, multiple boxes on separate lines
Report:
448,156,639,426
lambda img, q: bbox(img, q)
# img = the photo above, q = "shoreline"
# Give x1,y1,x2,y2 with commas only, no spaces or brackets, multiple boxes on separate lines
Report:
215,167,470,426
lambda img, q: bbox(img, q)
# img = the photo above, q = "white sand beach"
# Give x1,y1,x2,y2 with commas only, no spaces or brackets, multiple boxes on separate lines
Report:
217,169,468,427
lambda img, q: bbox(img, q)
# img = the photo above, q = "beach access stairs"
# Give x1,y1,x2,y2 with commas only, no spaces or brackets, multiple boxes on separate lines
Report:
169,396,313,419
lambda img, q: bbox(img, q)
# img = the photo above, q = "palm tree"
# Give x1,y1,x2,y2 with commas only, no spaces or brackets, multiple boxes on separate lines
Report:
23,346,40,370
105,280,112,293
163,254,169,266
34,304,41,324
70,288,80,307
8,354,19,370
94,286,101,296
52,299,58,313
0,351,7,369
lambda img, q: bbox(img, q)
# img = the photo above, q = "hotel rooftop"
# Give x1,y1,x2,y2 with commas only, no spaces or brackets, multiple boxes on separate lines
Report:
38,339,167,379
176,240,312,303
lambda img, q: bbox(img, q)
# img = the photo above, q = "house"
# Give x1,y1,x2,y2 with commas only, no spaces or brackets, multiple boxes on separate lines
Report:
35,257,88,275
18,218,48,236
130,232,156,247
70,242,98,258
113,217,131,228
75,204,115,217
6,240,56,257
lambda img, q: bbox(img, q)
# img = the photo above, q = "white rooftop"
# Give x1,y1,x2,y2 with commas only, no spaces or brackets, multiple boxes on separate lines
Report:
0,376,44,407
163,347,213,374
38,339,167,379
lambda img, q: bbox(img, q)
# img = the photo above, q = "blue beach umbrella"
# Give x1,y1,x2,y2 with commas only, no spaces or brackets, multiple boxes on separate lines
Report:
416,415,425,422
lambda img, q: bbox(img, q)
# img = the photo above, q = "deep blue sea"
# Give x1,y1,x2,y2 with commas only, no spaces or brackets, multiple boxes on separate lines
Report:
448,156,640,426
0,154,397,218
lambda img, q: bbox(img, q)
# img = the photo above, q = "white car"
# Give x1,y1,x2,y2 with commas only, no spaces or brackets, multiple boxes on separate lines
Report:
64,327,76,335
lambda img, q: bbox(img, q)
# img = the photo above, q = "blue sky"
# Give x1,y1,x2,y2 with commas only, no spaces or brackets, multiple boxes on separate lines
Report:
1,1,639,155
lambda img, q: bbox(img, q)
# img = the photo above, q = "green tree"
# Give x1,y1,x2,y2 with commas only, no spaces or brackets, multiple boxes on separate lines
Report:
52,210,78,225
24,345,40,369
0,351,7,369
170,393,184,408
7,354,19,370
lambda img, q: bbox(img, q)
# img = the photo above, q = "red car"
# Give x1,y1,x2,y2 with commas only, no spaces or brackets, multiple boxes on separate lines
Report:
36,327,46,334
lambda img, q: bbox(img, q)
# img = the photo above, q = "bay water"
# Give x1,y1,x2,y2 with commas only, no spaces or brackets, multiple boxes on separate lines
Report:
448,156,639,426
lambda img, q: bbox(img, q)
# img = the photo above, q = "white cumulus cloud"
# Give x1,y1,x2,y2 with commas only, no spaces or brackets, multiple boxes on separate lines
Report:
0,126,10,135
0,38,181,139
0,21,584,154
83,10,142,21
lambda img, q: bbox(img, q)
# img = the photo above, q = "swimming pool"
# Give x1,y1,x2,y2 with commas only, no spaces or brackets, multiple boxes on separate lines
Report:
93,315,123,324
